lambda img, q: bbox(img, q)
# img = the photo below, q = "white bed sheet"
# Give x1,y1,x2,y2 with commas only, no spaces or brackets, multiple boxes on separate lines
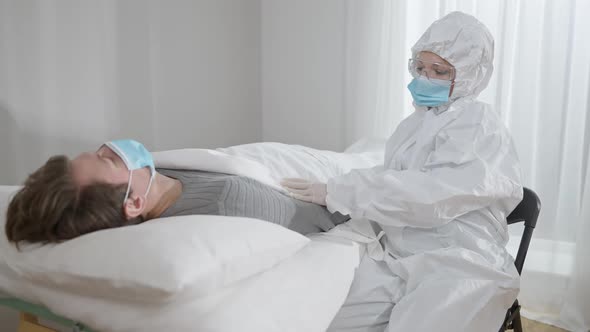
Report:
0,226,359,332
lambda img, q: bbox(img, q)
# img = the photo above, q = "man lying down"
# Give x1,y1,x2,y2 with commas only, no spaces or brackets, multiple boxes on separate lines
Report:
5,139,349,244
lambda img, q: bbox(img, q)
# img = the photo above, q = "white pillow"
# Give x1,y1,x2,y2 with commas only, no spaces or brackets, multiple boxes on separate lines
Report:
0,186,309,302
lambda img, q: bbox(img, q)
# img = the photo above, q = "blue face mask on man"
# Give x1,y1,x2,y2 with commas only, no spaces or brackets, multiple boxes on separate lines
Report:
104,139,155,204
407,76,453,107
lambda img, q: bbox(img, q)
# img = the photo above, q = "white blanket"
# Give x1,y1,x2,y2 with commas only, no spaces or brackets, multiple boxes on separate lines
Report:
153,142,383,192
153,148,285,192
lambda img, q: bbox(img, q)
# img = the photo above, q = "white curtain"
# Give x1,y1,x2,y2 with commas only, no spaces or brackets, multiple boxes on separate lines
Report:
345,0,590,330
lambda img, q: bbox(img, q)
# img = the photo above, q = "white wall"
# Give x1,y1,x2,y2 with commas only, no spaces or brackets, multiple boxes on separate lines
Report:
148,0,262,151
0,0,348,327
261,0,347,151
0,0,349,179
0,0,261,185
0,0,260,328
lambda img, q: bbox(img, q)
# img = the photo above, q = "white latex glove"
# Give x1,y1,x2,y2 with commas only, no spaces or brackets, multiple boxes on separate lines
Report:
280,178,327,206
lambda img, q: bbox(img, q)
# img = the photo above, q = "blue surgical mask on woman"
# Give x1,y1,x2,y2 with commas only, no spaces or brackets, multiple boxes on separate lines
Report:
407,76,452,107
104,139,155,204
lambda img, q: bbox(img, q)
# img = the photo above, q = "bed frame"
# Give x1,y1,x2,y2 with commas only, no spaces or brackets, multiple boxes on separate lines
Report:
18,312,60,332
0,297,95,332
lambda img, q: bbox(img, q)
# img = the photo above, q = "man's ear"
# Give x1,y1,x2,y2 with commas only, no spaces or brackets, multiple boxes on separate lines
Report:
123,194,146,219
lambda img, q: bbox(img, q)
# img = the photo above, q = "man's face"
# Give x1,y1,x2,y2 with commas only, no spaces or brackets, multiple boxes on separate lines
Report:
71,145,152,197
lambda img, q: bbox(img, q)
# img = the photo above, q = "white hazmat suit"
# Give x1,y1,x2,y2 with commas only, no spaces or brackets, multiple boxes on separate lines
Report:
325,12,523,332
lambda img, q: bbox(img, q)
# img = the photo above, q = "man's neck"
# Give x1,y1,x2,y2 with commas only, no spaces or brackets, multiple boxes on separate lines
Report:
144,173,182,220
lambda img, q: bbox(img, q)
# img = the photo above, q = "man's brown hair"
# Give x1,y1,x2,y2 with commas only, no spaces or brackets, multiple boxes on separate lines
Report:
5,155,143,246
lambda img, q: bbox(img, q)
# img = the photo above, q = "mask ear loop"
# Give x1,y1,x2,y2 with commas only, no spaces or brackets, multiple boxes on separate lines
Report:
144,168,155,198
123,167,155,207
123,170,133,204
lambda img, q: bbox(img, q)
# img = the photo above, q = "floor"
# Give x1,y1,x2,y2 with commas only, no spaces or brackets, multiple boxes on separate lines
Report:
23,317,574,332
523,318,569,332
30,317,575,332
35,316,580,332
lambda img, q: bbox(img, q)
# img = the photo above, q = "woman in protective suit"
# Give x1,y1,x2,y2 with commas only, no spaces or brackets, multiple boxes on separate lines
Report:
281,11,523,331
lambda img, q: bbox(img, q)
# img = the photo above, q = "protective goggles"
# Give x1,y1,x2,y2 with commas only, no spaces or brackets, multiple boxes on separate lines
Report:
408,58,456,82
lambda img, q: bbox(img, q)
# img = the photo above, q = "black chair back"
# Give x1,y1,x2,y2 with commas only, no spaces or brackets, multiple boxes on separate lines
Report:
499,187,541,332
506,187,541,275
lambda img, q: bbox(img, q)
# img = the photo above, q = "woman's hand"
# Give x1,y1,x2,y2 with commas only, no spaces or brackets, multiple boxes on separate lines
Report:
280,178,327,206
